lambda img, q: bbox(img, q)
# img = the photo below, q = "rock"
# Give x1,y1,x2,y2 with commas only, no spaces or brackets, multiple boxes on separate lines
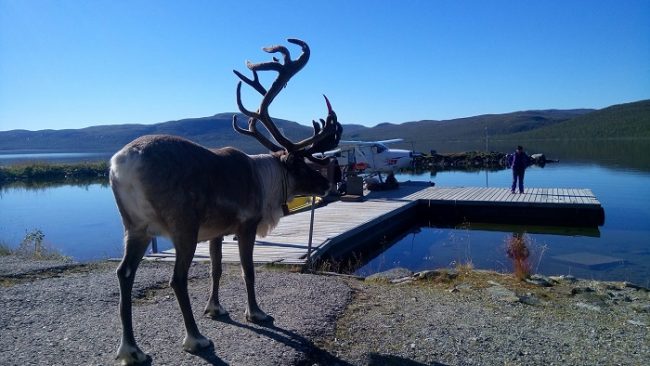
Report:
624,282,650,291
366,267,413,282
631,304,650,313
519,294,542,306
413,269,458,281
391,277,415,285
525,275,554,287
571,286,596,295
549,275,578,283
575,302,601,312
626,319,647,326
486,286,520,303
413,270,441,279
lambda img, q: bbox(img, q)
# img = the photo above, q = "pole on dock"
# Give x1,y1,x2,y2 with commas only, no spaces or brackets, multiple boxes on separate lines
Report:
306,196,316,269
485,125,489,188
150,237,158,253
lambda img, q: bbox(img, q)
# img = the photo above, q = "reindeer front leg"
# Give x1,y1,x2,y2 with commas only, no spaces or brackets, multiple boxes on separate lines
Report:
237,222,270,322
204,236,228,318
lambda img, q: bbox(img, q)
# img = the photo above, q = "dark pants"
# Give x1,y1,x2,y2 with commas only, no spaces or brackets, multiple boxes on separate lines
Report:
511,169,525,193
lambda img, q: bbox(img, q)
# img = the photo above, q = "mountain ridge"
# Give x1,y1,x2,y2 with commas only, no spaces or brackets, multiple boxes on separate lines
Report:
1,100,648,154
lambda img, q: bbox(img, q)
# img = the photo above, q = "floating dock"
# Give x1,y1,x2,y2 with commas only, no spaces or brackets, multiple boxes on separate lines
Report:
145,182,604,265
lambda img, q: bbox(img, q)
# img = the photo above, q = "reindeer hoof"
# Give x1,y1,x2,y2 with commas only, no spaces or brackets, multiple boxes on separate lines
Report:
116,344,150,365
204,303,228,319
245,309,272,323
182,334,213,353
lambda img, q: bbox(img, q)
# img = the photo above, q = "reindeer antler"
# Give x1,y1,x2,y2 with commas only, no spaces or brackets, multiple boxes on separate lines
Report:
233,39,342,157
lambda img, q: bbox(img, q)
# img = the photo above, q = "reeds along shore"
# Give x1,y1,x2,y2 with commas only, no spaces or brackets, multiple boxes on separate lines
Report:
0,161,109,187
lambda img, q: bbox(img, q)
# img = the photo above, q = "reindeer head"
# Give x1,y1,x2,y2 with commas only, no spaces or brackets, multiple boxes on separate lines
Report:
233,39,343,197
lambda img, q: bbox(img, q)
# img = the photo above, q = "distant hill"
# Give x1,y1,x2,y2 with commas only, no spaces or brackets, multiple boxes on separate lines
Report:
0,113,316,154
1,100,648,154
343,109,593,151
508,99,650,140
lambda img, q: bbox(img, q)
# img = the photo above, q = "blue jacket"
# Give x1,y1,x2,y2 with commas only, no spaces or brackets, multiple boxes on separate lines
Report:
508,151,530,170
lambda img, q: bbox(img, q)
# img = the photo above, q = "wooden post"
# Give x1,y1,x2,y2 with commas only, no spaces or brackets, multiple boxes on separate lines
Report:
151,237,158,253
307,196,316,268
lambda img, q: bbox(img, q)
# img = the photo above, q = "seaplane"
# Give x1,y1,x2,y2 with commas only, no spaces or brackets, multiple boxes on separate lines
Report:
316,139,418,188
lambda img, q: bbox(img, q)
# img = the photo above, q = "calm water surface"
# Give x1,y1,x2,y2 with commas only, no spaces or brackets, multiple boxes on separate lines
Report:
353,162,650,286
1,141,649,285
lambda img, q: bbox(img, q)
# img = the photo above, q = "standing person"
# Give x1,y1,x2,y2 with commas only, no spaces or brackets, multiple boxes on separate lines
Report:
508,145,530,194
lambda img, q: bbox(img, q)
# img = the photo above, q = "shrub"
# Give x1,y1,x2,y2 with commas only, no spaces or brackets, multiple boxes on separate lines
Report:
15,229,68,261
0,241,12,256
505,233,531,280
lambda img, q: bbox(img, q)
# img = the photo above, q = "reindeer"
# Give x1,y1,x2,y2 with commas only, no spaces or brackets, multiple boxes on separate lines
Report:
109,39,342,365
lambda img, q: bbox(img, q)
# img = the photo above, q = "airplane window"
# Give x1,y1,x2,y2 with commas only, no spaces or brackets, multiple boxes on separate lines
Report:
374,144,387,153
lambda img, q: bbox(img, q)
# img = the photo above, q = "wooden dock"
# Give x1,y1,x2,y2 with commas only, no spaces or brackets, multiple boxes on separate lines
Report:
145,183,604,265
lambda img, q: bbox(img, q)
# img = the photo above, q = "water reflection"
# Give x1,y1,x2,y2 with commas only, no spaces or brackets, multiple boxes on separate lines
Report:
0,152,111,165
351,222,647,287
347,158,650,286
1,178,108,192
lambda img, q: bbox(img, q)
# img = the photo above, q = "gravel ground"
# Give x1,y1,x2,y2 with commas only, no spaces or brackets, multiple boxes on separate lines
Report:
317,268,650,366
0,255,77,277
0,257,350,366
1,257,648,366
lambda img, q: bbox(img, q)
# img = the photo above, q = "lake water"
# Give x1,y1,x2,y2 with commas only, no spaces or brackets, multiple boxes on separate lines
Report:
353,164,650,286
1,141,649,285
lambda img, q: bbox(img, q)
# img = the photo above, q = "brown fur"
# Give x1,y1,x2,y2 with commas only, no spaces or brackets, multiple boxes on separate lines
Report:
110,134,330,365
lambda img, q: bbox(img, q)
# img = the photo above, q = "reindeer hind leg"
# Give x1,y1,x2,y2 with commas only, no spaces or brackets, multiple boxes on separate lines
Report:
115,231,151,365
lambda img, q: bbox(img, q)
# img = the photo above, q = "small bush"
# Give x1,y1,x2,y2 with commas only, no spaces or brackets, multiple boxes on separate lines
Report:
15,229,68,261
0,241,12,256
506,233,531,280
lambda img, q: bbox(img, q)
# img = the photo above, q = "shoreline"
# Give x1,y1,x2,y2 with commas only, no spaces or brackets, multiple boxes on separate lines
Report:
1,255,647,365
0,151,542,187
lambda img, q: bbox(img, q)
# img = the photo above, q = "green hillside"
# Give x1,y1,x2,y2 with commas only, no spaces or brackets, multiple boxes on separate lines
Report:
344,110,591,152
509,100,650,139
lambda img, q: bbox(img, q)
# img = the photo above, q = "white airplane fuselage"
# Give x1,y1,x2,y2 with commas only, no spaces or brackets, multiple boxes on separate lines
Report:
336,144,412,174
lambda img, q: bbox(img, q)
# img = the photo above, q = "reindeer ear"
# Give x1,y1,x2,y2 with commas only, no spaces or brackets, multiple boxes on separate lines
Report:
283,152,298,166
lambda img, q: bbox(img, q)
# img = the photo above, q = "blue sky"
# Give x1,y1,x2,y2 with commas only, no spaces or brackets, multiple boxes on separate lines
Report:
1,0,648,131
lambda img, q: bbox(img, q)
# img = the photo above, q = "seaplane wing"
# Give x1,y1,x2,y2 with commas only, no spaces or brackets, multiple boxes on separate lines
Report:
312,148,340,159
376,138,404,145
339,139,403,148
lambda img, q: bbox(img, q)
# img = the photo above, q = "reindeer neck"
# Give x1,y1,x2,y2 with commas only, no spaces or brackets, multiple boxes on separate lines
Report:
249,154,290,205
